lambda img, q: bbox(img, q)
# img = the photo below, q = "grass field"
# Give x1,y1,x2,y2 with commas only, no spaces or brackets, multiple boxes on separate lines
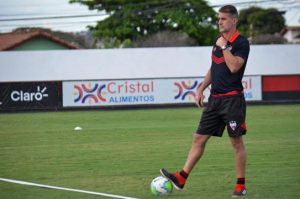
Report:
0,105,299,199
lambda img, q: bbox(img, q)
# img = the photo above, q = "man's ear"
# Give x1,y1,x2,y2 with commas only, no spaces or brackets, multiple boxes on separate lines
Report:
233,17,238,25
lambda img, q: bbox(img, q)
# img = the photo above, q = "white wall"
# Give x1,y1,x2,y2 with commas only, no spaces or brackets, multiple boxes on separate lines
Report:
0,44,299,82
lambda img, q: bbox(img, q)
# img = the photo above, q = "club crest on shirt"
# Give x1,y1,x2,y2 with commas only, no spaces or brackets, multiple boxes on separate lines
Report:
229,121,237,131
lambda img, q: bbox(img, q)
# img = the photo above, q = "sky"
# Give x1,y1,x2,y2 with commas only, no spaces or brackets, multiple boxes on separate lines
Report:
0,0,299,33
0,0,106,32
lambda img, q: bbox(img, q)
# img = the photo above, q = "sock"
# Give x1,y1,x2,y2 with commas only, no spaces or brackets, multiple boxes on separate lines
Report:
179,170,189,179
235,178,246,192
237,178,245,185
174,170,189,185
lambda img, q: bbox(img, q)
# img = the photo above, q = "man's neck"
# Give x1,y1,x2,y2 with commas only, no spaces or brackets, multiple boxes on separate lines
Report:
222,29,237,41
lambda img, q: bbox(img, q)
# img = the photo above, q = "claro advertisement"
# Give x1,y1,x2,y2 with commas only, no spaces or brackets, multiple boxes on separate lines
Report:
62,76,261,107
0,82,60,111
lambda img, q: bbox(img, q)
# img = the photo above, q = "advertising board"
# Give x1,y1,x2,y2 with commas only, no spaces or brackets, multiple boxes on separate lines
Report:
63,76,261,107
0,82,60,111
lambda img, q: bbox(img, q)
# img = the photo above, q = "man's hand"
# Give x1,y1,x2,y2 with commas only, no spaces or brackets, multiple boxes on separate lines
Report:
216,35,245,73
195,91,205,108
216,36,227,48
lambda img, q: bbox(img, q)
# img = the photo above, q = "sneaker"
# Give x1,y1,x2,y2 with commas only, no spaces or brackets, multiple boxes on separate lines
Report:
160,168,185,190
232,184,247,197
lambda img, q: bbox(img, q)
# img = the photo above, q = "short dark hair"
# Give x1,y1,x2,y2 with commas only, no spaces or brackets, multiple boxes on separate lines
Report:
219,5,238,18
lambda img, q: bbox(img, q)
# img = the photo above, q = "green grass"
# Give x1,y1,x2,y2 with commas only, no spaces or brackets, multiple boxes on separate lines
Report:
0,105,299,199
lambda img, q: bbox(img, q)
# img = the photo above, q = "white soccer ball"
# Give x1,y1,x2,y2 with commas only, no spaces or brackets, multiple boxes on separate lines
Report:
74,126,82,131
151,176,173,196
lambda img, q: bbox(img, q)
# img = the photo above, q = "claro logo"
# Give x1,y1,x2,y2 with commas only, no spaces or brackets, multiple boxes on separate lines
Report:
11,86,48,102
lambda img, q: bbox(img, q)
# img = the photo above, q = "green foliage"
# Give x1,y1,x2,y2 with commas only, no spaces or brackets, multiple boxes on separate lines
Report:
70,0,218,46
238,7,285,37
101,37,133,48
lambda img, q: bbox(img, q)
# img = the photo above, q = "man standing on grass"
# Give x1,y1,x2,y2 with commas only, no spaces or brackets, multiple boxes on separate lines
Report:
160,5,250,197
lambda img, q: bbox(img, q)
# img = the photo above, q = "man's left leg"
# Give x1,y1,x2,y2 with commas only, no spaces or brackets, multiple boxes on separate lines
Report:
230,136,247,197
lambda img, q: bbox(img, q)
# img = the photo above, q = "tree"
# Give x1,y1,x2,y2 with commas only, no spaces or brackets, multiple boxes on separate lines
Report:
70,0,218,47
238,7,285,42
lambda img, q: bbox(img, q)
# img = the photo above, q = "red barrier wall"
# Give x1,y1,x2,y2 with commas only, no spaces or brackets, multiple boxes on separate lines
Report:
262,75,300,101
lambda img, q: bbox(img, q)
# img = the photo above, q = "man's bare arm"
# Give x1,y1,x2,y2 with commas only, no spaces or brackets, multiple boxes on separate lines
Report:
195,69,212,107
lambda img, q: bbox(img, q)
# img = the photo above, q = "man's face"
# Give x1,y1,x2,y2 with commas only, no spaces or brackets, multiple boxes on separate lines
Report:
218,12,237,33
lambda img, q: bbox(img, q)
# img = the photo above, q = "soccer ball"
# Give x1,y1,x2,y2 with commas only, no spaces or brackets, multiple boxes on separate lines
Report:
151,176,173,196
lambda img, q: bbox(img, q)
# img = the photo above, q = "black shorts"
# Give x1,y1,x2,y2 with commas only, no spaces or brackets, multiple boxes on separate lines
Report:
196,93,247,137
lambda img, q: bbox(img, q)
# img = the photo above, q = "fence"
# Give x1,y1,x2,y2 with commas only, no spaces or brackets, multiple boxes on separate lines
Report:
0,45,299,111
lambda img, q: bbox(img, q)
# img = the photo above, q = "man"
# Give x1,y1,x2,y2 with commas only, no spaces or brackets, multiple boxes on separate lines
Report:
160,5,250,197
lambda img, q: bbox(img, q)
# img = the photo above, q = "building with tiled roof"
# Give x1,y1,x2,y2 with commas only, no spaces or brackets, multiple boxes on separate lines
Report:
281,26,300,44
0,29,80,51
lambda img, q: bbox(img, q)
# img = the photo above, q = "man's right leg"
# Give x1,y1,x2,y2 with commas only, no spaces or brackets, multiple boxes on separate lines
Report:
183,134,211,173
160,134,210,190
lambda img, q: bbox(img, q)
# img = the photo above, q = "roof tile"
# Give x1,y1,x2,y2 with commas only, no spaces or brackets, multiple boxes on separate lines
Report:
0,29,80,50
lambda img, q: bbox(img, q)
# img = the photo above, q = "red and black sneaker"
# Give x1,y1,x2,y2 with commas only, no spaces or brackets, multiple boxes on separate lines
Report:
160,168,186,190
232,184,247,197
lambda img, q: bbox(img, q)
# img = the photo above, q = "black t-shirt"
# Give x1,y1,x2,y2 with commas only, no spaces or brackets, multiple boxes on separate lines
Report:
210,32,250,94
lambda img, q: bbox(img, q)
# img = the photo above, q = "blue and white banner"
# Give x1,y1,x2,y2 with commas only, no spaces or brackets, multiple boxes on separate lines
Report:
62,76,261,107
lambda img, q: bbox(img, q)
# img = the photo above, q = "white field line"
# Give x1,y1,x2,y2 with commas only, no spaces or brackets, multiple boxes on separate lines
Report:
0,178,139,199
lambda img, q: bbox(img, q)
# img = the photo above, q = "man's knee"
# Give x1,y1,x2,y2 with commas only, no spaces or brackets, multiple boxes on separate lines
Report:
193,134,210,148
230,136,246,152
